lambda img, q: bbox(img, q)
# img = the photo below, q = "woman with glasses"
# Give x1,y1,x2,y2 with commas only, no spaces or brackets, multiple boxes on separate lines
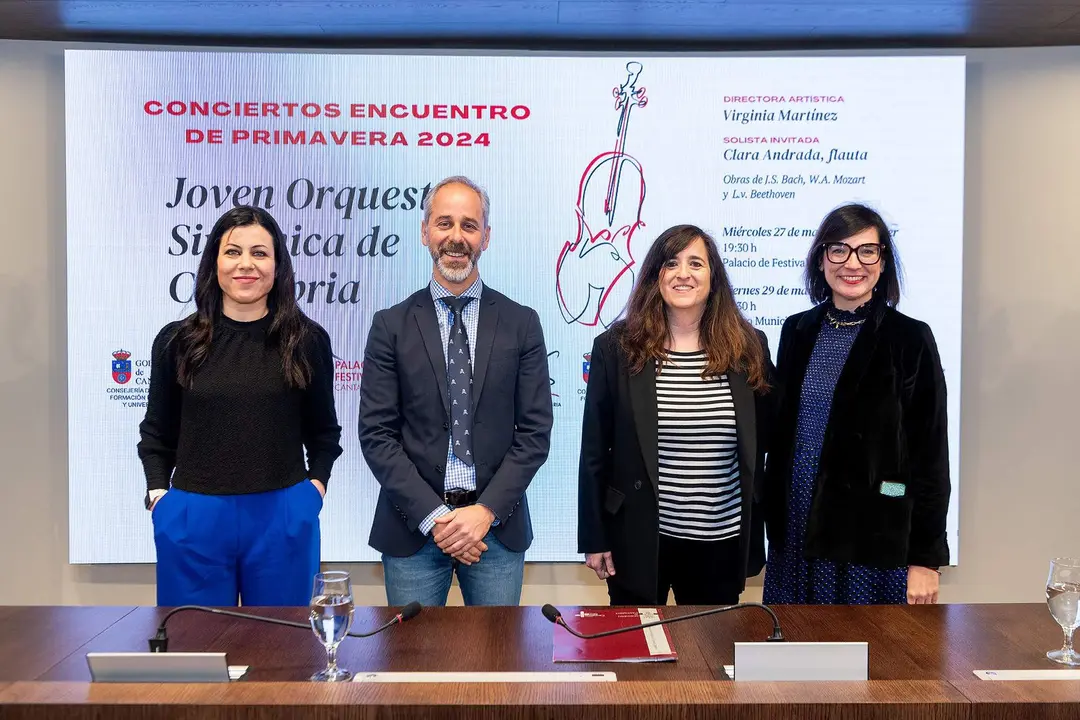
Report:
762,203,950,605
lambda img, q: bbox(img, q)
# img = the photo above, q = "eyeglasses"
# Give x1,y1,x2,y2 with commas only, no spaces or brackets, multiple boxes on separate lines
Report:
823,242,883,265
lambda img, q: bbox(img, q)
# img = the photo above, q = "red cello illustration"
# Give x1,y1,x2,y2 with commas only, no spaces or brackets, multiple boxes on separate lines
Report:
556,61,648,328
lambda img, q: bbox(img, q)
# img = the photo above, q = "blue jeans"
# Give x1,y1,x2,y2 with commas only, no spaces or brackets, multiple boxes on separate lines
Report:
382,531,524,606
153,481,322,607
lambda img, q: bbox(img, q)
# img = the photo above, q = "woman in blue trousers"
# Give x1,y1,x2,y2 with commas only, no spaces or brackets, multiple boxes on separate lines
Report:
138,206,343,607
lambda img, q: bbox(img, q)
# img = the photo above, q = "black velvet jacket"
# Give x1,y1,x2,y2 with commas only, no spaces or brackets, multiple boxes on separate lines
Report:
763,299,951,570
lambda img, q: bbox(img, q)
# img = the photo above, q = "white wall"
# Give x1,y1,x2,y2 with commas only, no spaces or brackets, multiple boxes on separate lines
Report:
2,39,1078,606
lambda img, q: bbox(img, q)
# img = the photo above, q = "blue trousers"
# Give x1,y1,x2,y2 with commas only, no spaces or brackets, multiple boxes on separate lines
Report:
152,481,322,607
382,532,524,606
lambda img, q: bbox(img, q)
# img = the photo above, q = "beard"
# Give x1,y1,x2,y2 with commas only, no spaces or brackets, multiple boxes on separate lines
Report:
431,240,480,284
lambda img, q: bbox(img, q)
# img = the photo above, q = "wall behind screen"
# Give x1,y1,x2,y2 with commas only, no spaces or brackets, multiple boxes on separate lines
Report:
1,40,1077,605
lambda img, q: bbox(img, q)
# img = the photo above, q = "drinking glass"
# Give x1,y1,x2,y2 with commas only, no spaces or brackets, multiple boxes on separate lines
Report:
1046,558,1080,666
309,570,355,681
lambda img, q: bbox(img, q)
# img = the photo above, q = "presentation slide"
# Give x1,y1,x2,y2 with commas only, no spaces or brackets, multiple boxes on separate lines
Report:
65,50,965,564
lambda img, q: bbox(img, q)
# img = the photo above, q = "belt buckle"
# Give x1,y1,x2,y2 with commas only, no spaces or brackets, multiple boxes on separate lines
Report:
444,490,472,508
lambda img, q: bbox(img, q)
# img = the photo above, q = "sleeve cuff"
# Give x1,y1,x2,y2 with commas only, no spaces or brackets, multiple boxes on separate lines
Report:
418,504,453,536
142,462,173,492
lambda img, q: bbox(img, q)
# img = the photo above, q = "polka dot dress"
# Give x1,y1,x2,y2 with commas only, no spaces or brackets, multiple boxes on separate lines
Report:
762,306,907,605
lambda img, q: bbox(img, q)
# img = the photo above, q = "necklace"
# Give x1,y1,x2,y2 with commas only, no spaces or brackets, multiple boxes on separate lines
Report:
825,310,866,329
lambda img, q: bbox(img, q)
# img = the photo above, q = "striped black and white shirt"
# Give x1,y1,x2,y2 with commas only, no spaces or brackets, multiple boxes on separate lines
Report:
656,350,741,541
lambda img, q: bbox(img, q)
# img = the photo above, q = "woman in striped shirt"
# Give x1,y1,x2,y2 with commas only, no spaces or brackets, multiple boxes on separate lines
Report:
577,225,775,606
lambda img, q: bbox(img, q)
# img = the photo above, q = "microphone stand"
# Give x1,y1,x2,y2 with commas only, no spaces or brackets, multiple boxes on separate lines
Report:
543,602,785,642
149,602,422,652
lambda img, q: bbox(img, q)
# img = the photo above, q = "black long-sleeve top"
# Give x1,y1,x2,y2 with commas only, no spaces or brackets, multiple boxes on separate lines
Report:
137,312,343,495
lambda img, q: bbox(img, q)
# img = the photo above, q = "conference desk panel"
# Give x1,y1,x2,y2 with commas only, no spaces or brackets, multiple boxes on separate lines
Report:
0,679,970,720
953,681,1080,720
0,604,1077,720
0,605,134,681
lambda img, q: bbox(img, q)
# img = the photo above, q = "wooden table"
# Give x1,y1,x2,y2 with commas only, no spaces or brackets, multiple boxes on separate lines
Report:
0,604,1077,718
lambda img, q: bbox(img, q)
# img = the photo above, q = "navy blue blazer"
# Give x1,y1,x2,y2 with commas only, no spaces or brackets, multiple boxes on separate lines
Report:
359,284,553,557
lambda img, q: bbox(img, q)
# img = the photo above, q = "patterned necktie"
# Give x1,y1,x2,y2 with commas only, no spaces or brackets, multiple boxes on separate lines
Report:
443,296,474,466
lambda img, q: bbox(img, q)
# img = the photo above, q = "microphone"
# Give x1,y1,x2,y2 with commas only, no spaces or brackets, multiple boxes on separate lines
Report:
148,601,422,652
542,602,785,642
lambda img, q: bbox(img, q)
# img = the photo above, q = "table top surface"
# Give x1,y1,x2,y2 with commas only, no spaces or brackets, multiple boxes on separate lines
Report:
0,603,1078,708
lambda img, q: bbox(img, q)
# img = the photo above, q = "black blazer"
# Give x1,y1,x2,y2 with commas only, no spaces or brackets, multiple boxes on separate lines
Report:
763,300,950,570
358,285,553,557
577,326,775,602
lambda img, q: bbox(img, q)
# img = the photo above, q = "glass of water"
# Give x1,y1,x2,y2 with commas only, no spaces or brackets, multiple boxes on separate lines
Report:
1046,557,1080,666
309,570,355,681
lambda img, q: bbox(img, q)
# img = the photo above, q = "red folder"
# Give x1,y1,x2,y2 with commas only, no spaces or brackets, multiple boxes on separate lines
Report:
552,607,678,662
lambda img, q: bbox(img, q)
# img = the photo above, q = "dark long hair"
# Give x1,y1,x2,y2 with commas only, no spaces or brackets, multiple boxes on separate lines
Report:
173,206,312,389
804,203,904,307
618,224,769,391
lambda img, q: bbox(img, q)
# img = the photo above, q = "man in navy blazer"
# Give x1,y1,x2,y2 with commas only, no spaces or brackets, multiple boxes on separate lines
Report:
358,176,553,606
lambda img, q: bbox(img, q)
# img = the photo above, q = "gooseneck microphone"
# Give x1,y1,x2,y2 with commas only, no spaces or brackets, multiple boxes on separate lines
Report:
542,602,785,642
149,601,422,652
